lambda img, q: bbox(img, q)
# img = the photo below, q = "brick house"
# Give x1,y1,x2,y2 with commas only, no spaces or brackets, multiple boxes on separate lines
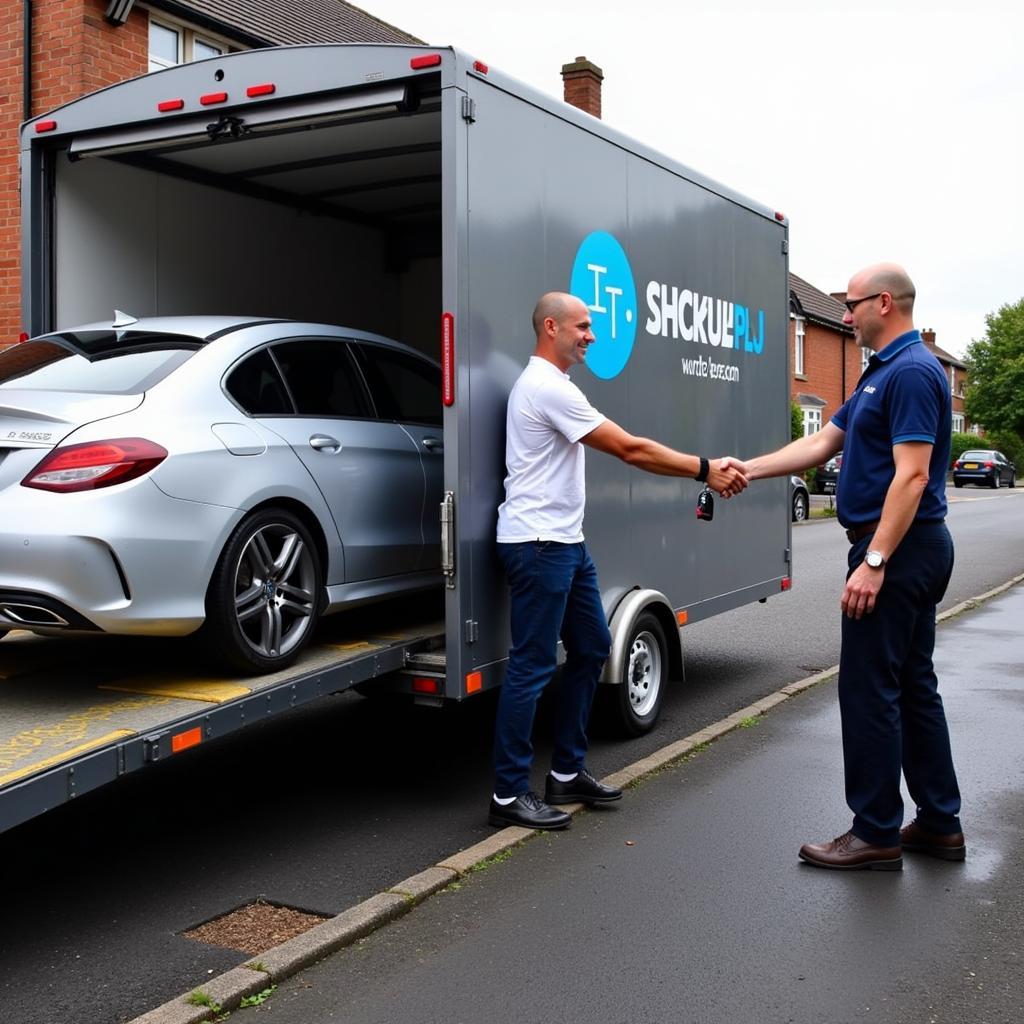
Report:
789,272,973,436
0,0,420,349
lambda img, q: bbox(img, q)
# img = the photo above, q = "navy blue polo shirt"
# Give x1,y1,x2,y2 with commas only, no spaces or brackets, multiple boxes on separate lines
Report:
831,330,951,528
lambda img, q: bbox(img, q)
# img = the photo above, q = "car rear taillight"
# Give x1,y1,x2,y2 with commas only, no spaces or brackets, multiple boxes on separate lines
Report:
22,438,168,493
984,460,994,468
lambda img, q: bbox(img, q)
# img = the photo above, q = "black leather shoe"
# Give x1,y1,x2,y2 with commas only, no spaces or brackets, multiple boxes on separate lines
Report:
545,768,622,806
488,792,571,830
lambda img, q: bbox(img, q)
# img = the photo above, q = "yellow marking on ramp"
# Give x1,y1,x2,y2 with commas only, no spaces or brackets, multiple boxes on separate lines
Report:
322,640,377,651
99,678,251,702
1,727,137,787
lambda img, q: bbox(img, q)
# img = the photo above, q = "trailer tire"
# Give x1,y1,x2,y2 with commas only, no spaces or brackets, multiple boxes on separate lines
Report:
204,508,322,674
601,611,668,737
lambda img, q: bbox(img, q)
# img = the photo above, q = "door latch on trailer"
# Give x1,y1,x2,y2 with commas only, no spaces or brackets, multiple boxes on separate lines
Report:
461,96,476,123
441,491,456,588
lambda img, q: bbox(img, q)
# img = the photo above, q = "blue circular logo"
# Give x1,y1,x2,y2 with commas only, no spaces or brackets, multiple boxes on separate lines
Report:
569,231,637,380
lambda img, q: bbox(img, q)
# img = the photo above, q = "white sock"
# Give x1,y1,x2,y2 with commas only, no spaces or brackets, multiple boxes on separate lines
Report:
492,794,517,805
550,770,578,783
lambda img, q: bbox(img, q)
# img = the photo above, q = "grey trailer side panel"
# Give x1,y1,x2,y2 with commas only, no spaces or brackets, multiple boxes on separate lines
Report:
456,75,789,677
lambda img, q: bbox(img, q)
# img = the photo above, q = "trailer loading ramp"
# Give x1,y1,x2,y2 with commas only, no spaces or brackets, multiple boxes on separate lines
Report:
0,614,443,835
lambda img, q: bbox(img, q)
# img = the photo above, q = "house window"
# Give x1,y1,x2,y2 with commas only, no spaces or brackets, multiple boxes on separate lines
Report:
971,423,983,435
860,345,871,371
802,406,822,436
949,366,956,393
952,413,965,433
149,16,234,72
793,316,805,376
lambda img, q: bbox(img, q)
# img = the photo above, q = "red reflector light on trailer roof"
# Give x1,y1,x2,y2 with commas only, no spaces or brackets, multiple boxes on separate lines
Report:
410,54,442,69
171,727,203,754
158,98,185,112
200,92,228,106
35,120,57,133
781,577,792,591
441,312,455,407
775,211,786,221
473,60,489,74
247,83,276,98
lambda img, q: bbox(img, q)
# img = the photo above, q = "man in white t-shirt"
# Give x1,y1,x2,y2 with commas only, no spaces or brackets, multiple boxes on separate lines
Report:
490,291,747,830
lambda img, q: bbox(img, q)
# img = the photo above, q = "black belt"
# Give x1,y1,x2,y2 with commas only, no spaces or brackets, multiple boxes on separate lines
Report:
844,519,945,544
845,521,879,544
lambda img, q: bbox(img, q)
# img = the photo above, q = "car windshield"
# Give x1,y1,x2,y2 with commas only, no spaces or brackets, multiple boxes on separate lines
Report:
0,332,202,394
960,451,994,461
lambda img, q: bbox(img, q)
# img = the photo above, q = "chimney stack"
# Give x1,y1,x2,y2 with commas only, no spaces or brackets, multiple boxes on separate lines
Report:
561,56,603,119
921,328,936,346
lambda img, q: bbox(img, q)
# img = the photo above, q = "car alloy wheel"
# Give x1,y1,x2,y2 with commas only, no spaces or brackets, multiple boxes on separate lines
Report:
206,508,322,673
793,491,809,522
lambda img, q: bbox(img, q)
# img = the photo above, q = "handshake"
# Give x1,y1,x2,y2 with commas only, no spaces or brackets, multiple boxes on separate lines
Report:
703,456,750,499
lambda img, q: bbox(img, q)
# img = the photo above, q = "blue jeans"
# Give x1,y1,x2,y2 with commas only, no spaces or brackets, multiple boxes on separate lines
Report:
493,541,612,799
839,522,961,847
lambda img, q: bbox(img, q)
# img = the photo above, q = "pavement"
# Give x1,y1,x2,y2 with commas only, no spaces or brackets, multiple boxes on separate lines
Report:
130,577,1024,1024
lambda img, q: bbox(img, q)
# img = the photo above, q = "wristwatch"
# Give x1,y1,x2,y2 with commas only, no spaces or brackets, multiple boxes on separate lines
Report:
864,549,887,569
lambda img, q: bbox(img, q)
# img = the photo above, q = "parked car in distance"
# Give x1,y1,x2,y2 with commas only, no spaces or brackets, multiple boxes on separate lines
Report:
0,315,444,672
952,449,1016,489
791,475,810,522
814,452,842,493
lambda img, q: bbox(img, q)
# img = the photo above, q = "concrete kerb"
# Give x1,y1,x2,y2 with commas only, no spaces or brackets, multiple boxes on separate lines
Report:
126,574,1024,1024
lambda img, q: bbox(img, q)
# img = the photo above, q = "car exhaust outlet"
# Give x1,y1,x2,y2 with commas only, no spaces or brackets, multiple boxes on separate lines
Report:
0,603,69,627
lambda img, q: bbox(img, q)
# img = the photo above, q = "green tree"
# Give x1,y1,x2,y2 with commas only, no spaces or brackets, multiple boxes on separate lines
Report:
791,400,803,441
964,297,1024,436
950,432,980,467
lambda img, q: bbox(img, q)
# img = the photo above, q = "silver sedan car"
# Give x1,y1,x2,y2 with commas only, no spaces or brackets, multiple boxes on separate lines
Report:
0,315,443,672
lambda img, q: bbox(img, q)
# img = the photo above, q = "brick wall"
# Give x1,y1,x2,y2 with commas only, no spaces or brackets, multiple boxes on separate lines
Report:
0,1,149,349
790,318,860,426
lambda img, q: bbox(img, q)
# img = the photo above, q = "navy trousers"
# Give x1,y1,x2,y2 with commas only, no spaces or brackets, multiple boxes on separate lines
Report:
839,522,962,847
493,541,612,799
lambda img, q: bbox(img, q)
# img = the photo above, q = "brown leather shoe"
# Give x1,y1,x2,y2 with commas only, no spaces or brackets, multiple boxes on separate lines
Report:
900,820,966,861
799,830,902,871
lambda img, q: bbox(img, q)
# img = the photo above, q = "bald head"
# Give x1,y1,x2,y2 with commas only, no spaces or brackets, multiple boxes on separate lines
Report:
532,292,584,337
850,263,916,316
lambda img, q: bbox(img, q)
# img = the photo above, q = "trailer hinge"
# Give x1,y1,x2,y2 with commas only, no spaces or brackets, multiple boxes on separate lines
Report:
784,547,792,564
781,239,789,254
441,491,456,589
465,619,479,644
461,96,476,123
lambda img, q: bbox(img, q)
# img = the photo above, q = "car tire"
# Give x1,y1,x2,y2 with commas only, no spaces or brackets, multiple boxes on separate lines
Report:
953,479,962,488
601,611,668,737
1009,474,1016,489
991,473,1000,489
204,508,322,674
792,490,809,522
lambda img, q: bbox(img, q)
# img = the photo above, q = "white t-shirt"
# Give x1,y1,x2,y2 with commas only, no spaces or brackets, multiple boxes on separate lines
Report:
496,356,606,543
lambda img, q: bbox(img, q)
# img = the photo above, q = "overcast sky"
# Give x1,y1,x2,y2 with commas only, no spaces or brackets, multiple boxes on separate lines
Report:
368,0,1022,357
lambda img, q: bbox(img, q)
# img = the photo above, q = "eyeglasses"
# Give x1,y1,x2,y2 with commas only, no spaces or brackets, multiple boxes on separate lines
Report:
843,292,884,313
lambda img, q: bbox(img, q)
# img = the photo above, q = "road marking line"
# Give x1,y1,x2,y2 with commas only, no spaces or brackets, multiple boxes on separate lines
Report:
0,729,135,787
99,679,251,702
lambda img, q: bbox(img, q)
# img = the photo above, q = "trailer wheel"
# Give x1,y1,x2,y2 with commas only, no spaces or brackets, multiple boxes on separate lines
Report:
204,508,322,674
602,611,668,737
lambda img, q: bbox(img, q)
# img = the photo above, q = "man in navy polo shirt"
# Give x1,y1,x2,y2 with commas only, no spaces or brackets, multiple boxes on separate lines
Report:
726,263,964,870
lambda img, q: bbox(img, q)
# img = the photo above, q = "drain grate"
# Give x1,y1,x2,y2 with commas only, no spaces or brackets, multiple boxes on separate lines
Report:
182,899,328,954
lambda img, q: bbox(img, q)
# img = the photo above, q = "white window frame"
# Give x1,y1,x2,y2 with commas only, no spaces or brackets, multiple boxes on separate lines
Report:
952,413,965,433
801,405,822,436
148,13,237,72
949,366,956,394
792,315,805,376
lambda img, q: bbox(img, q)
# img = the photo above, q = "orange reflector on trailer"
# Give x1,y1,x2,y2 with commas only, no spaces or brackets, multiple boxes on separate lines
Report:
200,92,228,106
676,610,688,626
466,671,482,694
171,727,203,753
247,83,276,98
781,577,792,591
410,54,442,69
441,312,455,406
158,99,184,112
412,677,441,695
35,120,57,133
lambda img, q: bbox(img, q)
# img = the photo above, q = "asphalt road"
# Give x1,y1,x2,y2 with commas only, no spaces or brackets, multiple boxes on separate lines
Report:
0,486,1022,1024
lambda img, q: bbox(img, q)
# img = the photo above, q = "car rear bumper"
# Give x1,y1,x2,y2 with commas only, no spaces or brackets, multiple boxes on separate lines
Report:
0,479,240,635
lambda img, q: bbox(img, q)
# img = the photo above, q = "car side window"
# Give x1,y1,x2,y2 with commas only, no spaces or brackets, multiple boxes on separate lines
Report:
225,348,293,415
355,343,441,426
272,339,372,418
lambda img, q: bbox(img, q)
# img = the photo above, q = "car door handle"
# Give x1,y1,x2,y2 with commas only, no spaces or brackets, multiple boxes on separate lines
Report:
309,434,343,453
421,436,443,453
